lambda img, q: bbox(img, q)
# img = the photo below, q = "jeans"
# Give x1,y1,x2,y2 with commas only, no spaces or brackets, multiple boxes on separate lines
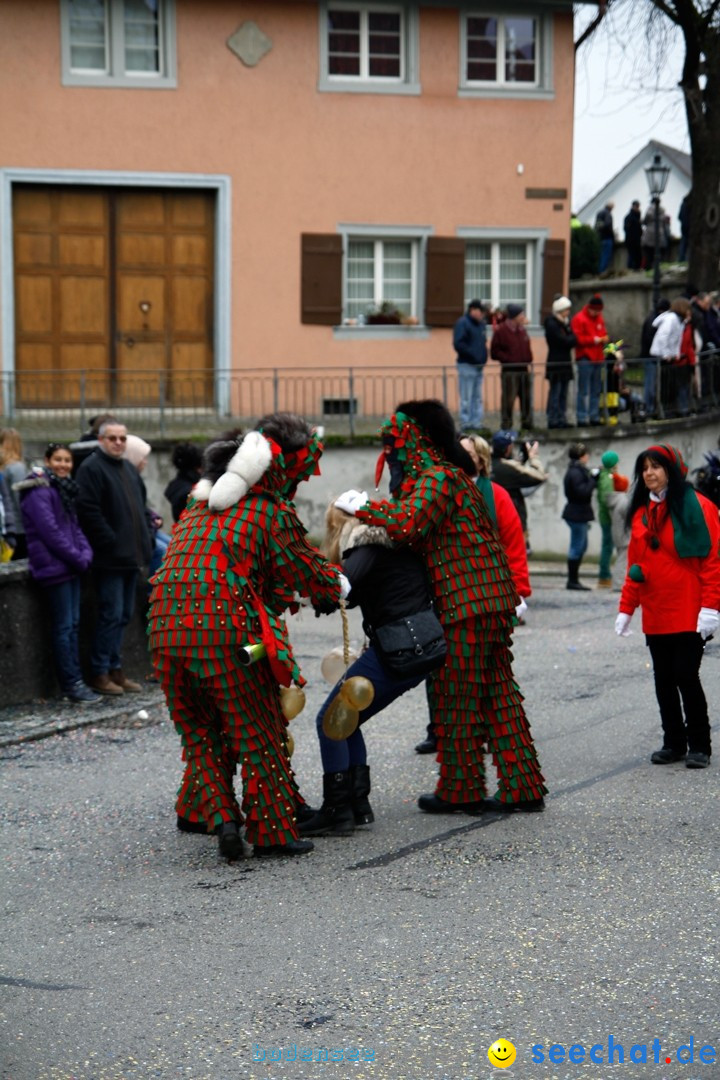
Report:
45,577,83,691
599,521,613,579
644,359,660,413
566,520,590,561
598,237,613,273
576,359,602,423
91,568,139,676
457,363,484,430
547,375,569,426
315,645,424,772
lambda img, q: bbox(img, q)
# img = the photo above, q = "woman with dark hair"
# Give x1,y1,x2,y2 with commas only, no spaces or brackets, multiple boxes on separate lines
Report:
562,442,597,591
16,443,98,703
336,398,546,814
616,444,720,768
164,441,203,523
147,415,345,860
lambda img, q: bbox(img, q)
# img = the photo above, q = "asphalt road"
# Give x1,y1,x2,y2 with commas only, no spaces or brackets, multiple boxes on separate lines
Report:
1,578,719,1080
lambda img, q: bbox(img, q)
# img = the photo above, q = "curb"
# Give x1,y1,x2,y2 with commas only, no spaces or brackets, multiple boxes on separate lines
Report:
0,687,166,749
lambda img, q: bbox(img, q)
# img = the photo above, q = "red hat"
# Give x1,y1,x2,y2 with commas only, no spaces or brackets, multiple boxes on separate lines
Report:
646,443,688,479
588,294,604,309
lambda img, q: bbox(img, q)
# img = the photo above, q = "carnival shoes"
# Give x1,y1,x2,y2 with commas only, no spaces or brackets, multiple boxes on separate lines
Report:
253,839,314,857
216,821,243,861
650,747,686,765
484,796,546,813
417,793,486,815
176,814,208,834
685,751,710,769
414,736,438,755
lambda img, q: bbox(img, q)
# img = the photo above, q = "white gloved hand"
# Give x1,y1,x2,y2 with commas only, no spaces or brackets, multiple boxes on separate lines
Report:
696,607,719,640
334,489,368,516
338,572,352,600
515,598,528,620
615,612,633,637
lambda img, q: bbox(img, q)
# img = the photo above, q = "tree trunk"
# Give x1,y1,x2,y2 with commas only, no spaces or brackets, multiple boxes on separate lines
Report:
681,15,720,290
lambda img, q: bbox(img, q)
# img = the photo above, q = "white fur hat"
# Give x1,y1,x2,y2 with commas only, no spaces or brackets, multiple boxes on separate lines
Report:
205,431,272,511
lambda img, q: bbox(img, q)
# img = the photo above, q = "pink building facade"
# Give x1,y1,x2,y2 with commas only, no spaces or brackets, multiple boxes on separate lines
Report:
0,0,590,421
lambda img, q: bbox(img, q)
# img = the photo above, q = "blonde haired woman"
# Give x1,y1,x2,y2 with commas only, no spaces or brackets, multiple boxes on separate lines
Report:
0,428,27,558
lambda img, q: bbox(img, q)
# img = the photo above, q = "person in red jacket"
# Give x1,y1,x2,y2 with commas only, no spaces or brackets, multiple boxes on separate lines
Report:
615,444,720,769
490,304,534,430
571,293,609,426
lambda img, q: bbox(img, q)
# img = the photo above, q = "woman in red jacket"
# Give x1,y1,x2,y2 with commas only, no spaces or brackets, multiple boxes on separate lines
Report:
615,444,720,768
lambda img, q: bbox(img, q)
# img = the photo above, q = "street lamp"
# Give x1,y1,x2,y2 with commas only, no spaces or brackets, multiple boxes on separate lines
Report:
644,151,671,310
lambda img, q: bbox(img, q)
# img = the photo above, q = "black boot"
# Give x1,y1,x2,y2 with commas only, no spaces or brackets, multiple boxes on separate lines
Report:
566,558,590,591
298,771,355,836
349,764,374,825
216,821,243,861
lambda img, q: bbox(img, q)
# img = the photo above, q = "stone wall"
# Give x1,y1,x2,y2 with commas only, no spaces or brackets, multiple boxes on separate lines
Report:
0,561,152,707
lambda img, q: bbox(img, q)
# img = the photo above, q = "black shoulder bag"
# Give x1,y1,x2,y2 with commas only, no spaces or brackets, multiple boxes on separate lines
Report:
371,608,447,678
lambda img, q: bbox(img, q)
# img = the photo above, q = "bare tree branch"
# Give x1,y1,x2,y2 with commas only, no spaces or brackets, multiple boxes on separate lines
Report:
574,1,610,51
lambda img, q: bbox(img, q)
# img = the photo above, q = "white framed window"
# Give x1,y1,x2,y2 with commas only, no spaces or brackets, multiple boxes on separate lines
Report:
346,238,418,319
459,229,547,324
60,0,177,89
319,2,420,95
460,12,553,98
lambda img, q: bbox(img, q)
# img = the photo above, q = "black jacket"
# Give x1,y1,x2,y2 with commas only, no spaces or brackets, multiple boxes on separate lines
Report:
544,315,577,380
341,523,433,632
164,471,198,523
562,462,596,523
76,450,153,570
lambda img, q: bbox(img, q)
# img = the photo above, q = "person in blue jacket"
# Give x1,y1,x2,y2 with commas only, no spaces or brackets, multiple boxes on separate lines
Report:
16,443,99,703
453,299,488,431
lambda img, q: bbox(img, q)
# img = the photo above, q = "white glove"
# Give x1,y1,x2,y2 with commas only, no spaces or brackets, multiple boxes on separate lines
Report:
696,608,719,640
615,612,633,637
515,598,528,619
338,572,352,600
334,489,368,516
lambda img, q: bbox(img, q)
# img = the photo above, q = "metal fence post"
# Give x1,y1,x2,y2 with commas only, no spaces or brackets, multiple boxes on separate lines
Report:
442,366,448,406
348,368,355,439
159,373,166,437
273,369,279,413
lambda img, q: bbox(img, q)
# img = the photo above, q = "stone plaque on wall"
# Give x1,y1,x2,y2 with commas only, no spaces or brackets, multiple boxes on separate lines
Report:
227,22,273,67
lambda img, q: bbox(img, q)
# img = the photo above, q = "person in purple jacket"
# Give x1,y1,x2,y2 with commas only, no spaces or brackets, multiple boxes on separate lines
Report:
16,443,99,703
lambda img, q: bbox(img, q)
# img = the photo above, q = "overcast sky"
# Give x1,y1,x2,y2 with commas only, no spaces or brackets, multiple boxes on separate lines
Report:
572,4,690,211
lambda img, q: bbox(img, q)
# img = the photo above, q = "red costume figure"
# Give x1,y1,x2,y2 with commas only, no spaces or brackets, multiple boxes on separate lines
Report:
349,400,546,813
147,415,342,859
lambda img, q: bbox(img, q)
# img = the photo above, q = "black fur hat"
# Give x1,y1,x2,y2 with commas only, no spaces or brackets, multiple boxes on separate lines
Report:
397,398,475,476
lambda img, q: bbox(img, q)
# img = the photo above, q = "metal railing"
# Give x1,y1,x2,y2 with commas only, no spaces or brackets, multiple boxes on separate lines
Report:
1,356,718,440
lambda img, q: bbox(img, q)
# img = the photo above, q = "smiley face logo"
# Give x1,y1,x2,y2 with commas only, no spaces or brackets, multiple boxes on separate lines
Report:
487,1039,517,1068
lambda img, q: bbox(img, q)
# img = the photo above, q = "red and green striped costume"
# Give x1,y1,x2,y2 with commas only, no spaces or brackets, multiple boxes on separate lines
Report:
148,442,341,846
357,411,546,805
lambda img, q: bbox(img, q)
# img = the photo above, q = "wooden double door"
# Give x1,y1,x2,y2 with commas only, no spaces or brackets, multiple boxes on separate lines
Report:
13,185,215,407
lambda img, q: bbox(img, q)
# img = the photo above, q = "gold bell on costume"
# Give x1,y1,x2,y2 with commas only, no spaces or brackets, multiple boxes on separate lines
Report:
280,684,306,720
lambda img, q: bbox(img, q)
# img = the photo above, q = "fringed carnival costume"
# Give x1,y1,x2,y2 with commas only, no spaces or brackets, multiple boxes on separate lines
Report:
355,401,546,812
147,418,342,857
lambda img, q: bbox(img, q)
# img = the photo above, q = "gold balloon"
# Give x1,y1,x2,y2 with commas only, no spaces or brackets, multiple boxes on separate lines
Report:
340,675,375,711
280,684,306,720
285,730,295,757
322,696,360,740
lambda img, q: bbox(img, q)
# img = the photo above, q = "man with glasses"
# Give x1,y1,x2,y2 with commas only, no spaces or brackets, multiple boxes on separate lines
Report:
76,418,153,695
